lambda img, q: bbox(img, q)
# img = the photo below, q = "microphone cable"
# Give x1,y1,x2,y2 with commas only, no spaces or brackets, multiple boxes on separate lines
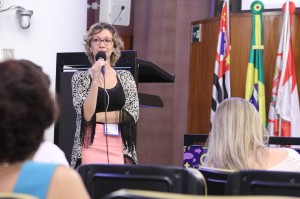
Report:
102,66,110,164
112,6,125,25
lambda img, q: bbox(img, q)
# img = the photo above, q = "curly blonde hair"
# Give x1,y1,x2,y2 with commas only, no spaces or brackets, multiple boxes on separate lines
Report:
84,22,124,66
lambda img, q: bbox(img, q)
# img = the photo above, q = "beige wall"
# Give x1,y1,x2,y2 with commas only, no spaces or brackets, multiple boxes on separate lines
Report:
133,0,210,166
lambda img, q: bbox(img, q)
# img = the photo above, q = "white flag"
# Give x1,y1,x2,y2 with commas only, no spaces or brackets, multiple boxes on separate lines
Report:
268,1,300,137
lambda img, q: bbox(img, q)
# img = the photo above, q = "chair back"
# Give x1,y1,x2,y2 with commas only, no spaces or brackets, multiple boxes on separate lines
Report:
226,170,300,196
198,167,232,195
77,164,206,199
0,193,38,199
103,189,205,199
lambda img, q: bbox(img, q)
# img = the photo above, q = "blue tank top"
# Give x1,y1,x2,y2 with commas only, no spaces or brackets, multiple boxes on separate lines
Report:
13,161,59,199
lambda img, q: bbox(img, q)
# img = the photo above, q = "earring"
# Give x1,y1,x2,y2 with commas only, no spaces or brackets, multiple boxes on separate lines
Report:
90,48,92,52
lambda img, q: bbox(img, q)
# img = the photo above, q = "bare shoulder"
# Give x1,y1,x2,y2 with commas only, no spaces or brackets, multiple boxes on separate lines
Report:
267,147,289,167
269,147,300,155
47,166,90,199
53,166,82,181
268,147,288,157
269,147,288,152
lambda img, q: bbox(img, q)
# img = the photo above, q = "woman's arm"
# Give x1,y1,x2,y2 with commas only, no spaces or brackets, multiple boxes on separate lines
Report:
82,59,106,121
83,81,99,121
121,71,139,123
72,72,89,115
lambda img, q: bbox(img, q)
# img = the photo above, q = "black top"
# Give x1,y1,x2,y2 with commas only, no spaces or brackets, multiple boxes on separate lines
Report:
95,77,125,112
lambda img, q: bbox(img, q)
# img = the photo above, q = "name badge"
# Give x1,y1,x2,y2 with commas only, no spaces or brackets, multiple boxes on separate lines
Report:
104,124,120,136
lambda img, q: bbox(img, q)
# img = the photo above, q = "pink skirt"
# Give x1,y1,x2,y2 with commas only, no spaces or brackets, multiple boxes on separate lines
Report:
81,123,124,164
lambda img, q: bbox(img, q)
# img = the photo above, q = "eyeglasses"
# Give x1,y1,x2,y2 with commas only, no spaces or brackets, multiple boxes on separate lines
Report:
91,38,113,46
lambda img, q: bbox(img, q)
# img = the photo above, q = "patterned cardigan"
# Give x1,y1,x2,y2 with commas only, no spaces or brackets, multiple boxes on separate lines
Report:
70,70,139,168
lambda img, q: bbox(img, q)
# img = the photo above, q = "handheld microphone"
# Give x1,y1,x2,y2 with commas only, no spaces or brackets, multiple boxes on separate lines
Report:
95,51,106,74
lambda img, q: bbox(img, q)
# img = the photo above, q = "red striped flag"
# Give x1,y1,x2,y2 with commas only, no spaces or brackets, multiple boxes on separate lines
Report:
210,0,231,125
267,1,300,137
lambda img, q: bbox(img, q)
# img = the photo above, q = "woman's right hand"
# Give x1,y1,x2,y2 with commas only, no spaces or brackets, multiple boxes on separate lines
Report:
84,58,106,122
90,58,106,83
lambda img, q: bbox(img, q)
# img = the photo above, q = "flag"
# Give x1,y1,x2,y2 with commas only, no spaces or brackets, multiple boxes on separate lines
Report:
267,1,300,137
210,0,231,125
245,1,266,126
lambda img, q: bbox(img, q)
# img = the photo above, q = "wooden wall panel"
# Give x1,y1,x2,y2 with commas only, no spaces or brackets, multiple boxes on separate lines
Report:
188,11,300,135
87,0,100,30
134,0,211,166
230,13,251,99
172,1,211,166
188,18,219,134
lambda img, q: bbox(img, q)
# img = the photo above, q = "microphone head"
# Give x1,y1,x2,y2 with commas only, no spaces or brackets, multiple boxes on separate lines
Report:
95,51,107,61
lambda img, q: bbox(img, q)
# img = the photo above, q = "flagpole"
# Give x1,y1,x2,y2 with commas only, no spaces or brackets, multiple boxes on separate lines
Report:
278,0,289,137
279,117,282,136
226,0,230,45
282,0,289,62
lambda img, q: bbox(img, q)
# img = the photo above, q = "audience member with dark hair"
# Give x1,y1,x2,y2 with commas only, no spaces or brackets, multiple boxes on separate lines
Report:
204,97,300,171
0,60,90,199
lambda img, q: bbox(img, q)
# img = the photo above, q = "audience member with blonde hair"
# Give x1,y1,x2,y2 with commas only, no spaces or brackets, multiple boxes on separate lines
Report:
0,60,90,199
204,97,300,171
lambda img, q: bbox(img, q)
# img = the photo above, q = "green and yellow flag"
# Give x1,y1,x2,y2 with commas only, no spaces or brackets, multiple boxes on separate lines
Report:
245,1,266,126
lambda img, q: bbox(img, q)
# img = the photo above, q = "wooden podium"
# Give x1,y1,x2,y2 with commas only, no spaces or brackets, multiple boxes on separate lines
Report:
187,11,300,135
